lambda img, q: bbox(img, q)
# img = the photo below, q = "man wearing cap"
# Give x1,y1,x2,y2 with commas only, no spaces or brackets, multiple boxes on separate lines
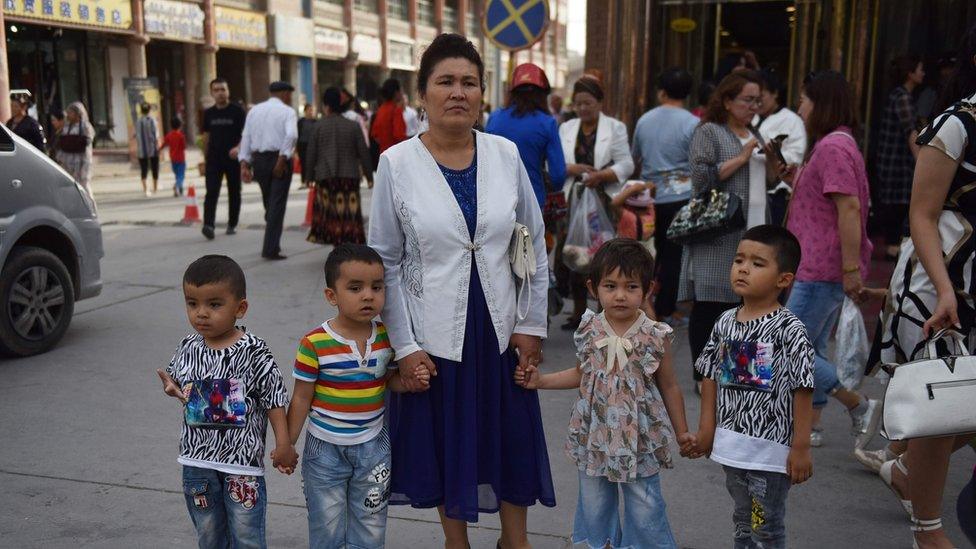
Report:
239,81,299,260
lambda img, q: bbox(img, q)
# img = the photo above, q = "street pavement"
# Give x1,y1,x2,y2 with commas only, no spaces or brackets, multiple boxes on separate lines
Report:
0,170,973,548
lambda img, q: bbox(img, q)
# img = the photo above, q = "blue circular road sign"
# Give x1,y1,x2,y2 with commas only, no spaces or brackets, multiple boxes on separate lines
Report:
483,0,550,52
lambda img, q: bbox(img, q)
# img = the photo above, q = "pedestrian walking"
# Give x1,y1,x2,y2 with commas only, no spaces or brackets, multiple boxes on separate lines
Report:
369,78,407,155
876,54,925,259
56,102,95,198
135,102,160,197
239,81,298,260
47,109,64,158
631,67,700,326
781,71,879,449
304,87,373,245
754,70,807,226
159,117,187,196
296,103,317,187
6,92,45,152
200,78,246,240
367,33,554,547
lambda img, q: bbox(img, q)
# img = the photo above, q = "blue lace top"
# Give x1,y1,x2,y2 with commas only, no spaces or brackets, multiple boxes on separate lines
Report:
437,151,478,239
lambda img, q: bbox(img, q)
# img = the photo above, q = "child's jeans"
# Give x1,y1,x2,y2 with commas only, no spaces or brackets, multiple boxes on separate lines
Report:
172,161,186,193
723,465,791,549
786,281,845,408
182,465,267,549
572,470,677,549
302,429,391,549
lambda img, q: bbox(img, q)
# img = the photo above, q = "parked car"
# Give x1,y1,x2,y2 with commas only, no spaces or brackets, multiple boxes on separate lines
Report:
0,122,102,357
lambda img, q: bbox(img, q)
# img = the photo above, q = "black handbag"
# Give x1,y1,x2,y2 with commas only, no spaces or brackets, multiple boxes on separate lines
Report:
666,185,745,245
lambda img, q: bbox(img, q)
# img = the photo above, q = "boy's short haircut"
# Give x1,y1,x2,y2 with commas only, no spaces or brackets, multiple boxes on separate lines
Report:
587,239,655,294
324,244,385,289
183,255,246,299
741,225,802,274
171,117,182,129
657,67,694,100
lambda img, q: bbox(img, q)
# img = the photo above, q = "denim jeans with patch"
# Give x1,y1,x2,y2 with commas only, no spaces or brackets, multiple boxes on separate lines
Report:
786,281,845,408
182,465,267,549
572,471,677,549
723,466,791,549
302,428,391,549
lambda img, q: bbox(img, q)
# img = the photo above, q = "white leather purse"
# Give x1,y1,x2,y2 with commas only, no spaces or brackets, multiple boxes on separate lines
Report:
882,329,976,440
509,223,536,321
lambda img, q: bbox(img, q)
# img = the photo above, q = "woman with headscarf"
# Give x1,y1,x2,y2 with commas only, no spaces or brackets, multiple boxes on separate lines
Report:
57,102,95,197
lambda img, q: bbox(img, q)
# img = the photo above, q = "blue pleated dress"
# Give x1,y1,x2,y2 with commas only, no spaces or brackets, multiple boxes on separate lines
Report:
386,151,557,523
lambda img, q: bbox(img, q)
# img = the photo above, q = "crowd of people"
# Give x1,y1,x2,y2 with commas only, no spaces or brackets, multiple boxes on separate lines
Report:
147,24,976,549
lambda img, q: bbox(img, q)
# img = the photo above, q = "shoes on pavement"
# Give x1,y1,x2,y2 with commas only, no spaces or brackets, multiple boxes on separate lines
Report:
850,398,882,449
880,457,914,518
173,186,179,197
262,253,287,260
810,428,824,448
226,226,237,235
202,225,215,240
854,446,897,474
145,189,153,197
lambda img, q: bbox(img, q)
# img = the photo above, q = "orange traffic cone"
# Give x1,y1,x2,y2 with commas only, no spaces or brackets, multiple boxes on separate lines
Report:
302,187,315,228
182,185,201,224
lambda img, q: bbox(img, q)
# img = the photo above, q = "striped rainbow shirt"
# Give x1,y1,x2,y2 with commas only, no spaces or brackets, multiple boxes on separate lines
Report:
293,320,393,445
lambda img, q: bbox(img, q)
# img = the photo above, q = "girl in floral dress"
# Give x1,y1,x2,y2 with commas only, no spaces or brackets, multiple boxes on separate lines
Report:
516,238,695,549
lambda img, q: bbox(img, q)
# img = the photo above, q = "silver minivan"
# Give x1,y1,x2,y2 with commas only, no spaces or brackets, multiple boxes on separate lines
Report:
0,122,103,356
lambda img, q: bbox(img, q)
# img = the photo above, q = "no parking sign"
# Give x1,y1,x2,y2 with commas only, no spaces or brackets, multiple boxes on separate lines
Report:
482,0,550,52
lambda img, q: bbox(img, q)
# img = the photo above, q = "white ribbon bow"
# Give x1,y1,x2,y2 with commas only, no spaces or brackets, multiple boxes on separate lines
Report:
595,334,633,373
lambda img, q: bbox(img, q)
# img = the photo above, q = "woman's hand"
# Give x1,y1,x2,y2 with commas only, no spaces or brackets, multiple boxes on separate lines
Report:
567,163,595,178
739,138,759,161
923,289,960,337
779,164,798,184
842,271,864,303
397,350,437,392
510,334,543,374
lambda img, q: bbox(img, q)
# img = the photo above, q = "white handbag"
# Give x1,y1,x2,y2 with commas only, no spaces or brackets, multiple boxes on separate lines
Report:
882,329,976,440
509,223,536,321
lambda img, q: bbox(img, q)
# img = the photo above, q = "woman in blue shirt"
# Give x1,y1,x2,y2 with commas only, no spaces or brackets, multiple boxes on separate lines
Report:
485,63,567,211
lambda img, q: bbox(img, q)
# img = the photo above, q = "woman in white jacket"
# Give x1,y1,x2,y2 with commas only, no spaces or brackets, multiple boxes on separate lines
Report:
557,76,635,329
367,33,553,549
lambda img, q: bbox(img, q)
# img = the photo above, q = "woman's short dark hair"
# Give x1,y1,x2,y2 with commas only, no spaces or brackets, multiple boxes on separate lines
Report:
803,70,857,143
508,85,548,116
760,70,787,104
702,71,762,125
323,87,343,113
572,76,604,102
587,239,655,295
888,54,922,89
418,33,485,95
657,67,693,100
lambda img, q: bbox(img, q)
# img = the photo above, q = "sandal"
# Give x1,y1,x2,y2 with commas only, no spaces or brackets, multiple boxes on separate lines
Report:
880,457,913,518
911,518,957,549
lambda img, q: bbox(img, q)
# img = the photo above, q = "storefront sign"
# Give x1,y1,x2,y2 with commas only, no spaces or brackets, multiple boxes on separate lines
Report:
352,33,382,65
215,6,267,51
315,27,349,60
2,0,132,30
144,0,204,42
272,14,315,57
387,39,415,71
669,18,697,33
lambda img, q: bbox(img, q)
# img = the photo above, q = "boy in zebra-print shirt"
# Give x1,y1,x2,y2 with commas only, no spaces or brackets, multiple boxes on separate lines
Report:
689,226,815,549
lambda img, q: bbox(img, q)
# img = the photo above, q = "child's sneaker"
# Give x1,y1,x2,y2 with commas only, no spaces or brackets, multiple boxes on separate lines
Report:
849,398,881,449
810,427,824,448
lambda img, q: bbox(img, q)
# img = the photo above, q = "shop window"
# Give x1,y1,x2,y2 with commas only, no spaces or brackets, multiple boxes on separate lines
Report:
354,0,377,13
388,0,408,21
417,0,435,26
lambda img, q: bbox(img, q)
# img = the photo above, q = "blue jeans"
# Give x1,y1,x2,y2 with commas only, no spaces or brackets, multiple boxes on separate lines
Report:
723,466,791,549
172,161,186,192
786,281,845,408
302,429,391,549
572,471,677,549
182,465,267,549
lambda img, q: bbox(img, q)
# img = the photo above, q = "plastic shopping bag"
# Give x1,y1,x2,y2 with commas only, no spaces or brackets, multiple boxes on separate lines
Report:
562,188,615,273
834,297,869,390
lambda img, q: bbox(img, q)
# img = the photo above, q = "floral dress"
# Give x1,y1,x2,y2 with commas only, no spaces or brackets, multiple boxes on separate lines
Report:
567,309,675,482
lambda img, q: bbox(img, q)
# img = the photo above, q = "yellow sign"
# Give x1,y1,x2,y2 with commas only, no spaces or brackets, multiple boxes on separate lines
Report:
214,6,267,51
2,0,132,30
670,17,697,33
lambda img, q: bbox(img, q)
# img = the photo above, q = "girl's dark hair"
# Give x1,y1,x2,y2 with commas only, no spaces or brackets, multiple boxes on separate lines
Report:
802,70,857,143
587,239,655,295
937,24,976,112
323,87,343,113
702,71,762,125
418,33,485,95
508,85,548,116
888,54,922,89
572,76,604,102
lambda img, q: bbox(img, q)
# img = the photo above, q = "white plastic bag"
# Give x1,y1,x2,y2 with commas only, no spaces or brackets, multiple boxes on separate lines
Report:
834,298,869,390
562,188,615,273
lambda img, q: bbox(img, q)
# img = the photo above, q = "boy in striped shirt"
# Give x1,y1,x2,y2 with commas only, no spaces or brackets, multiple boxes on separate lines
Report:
283,244,428,547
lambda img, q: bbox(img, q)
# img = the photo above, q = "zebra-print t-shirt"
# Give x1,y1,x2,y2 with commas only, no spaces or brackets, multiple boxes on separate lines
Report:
166,330,289,476
695,307,815,474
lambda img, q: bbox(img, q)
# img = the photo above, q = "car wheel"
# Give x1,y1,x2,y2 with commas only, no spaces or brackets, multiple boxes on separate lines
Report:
0,246,75,357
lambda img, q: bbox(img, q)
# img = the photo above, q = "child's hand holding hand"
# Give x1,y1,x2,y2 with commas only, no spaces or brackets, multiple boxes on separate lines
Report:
513,365,541,389
676,432,698,457
411,363,431,390
271,444,298,475
688,429,714,459
156,369,188,404
787,446,813,484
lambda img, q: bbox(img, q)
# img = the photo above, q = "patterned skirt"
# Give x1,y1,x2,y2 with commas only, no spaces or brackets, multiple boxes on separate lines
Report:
306,178,365,245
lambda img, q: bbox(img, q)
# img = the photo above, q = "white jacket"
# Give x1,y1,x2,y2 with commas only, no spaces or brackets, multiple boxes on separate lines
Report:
559,113,635,194
367,132,549,362
753,108,807,193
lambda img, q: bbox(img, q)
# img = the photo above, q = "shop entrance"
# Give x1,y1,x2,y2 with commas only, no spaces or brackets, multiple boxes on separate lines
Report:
147,41,187,133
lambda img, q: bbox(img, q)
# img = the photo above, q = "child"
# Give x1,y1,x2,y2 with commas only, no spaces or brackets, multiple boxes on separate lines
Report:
160,117,187,196
283,244,428,548
155,255,293,548
516,238,695,549
690,225,815,548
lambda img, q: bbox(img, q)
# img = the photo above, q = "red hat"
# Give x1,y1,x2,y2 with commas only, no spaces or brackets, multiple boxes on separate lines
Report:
511,63,550,91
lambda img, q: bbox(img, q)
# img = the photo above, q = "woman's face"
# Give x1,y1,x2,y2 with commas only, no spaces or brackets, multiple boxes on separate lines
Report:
909,62,926,86
66,108,80,124
573,92,601,124
420,57,482,132
797,91,814,125
50,115,64,130
724,82,761,125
